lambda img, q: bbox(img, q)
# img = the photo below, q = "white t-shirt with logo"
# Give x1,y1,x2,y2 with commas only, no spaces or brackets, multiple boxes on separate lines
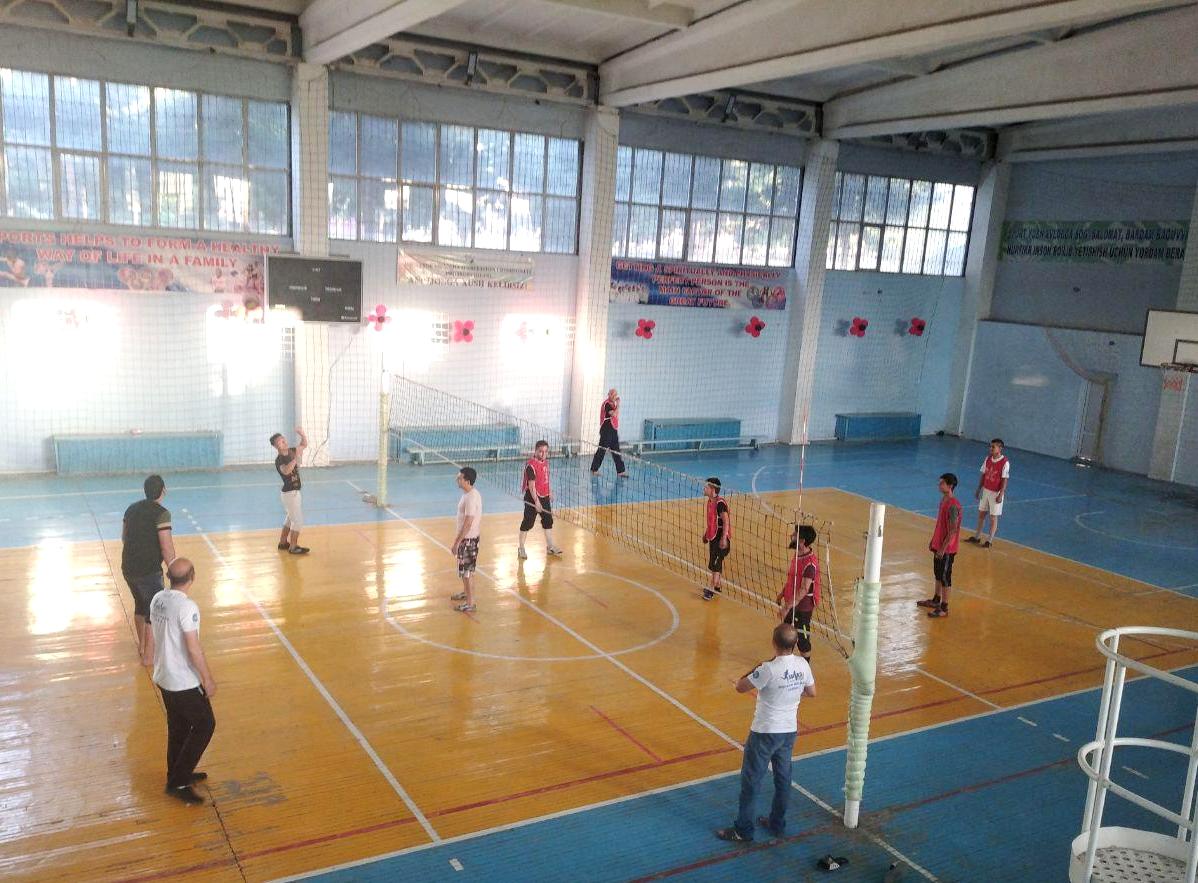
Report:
747,654,815,733
150,588,202,691
457,488,482,539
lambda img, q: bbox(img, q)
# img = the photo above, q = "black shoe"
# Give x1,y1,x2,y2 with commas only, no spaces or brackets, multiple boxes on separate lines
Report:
289,546,310,555
702,590,715,601
756,816,784,838
928,606,949,618
965,535,980,544
165,784,205,805
278,542,290,550
190,771,208,783
916,597,941,608
716,827,752,843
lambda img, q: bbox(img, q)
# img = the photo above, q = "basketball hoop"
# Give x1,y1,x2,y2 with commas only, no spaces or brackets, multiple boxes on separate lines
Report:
1159,361,1197,393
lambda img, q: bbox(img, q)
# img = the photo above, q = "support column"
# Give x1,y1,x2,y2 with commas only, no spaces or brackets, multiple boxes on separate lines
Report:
567,106,620,443
778,139,838,444
946,160,1010,435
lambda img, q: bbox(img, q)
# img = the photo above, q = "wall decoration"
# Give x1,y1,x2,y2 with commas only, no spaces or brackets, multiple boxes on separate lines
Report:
635,318,656,340
744,316,766,337
850,317,869,338
453,320,475,343
610,258,787,310
398,249,533,289
909,317,926,337
999,220,1188,265
368,304,390,331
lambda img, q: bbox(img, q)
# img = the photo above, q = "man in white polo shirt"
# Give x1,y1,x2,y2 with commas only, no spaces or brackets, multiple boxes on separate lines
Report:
716,624,816,843
144,557,217,805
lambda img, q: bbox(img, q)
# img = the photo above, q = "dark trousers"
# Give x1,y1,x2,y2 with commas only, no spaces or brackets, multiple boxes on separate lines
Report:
520,492,554,531
160,686,215,788
590,424,625,474
735,730,797,838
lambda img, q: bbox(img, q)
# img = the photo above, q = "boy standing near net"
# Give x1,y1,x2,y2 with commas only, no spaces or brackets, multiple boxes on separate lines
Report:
271,428,309,555
966,438,1010,548
451,467,482,613
590,388,628,477
777,525,819,659
918,472,962,618
122,474,176,662
702,477,731,600
519,440,563,560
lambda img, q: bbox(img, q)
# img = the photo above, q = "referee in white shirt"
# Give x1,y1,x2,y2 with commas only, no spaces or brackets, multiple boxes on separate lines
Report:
144,558,217,806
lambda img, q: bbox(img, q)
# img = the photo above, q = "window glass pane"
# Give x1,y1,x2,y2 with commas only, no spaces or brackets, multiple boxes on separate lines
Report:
950,185,974,231
885,178,909,225
54,77,101,151
205,164,248,231
108,156,152,225
929,182,953,229
401,184,433,242
863,176,888,224
249,169,288,235
614,145,632,201
631,148,662,203
440,126,474,187
659,208,686,259
154,88,198,160
830,173,843,220
944,231,968,275
512,133,545,192
826,221,837,269
329,113,357,175
474,190,508,249
661,153,691,208
880,226,904,272
59,153,101,219
923,229,947,274
768,217,794,267
476,129,510,191
202,95,243,164
546,138,578,197
773,165,801,217
438,185,473,246
688,210,716,262
719,159,748,211
511,193,543,252
715,212,744,263
742,215,769,265
859,225,881,270
4,146,52,218
360,115,398,179
907,180,932,227
248,100,288,168
401,122,436,183
544,196,576,253
902,227,926,273
360,178,398,242
1,69,50,145
328,176,357,239
157,160,198,228
746,163,774,215
611,202,628,257
627,204,658,258
834,222,859,270
691,156,720,210
839,173,865,221
106,83,151,155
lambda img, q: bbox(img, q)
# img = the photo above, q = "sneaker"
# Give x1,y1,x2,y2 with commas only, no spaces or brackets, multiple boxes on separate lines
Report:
450,592,467,601
165,785,205,805
916,597,941,608
702,590,715,601
517,547,528,560
756,816,784,838
965,535,980,544
277,542,290,550
928,606,949,618
547,547,563,556
715,827,752,843
289,546,310,555
454,602,476,613
190,771,208,783
982,540,992,548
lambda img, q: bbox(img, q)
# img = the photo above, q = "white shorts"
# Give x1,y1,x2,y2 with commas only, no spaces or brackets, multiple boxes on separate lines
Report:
281,490,303,530
979,488,1004,516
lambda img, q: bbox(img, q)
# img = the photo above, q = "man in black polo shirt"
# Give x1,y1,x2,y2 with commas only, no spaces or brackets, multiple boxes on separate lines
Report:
271,427,309,554
121,474,176,663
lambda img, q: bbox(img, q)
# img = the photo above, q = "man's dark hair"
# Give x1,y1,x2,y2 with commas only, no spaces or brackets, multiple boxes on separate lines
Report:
940,472,958,490
269,432,284,446
535,439,549,448
990,438,1004,448
773,623,799,652
460,466,478,486
144,474,165,500
798,525,817,548
706,477,721,491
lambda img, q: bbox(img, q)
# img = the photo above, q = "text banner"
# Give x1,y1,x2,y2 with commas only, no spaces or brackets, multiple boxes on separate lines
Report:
398,250,533,289
609,259,787,309
999,220,1189,265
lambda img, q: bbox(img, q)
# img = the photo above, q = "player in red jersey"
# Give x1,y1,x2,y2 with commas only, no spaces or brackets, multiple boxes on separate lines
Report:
966,438,1010,548
518,440,562,560
702,478,731,601
777,525,819,659
918,472,962,618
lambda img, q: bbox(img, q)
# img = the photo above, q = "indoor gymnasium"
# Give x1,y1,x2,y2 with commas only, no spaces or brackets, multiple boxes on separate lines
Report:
2,2,1198,881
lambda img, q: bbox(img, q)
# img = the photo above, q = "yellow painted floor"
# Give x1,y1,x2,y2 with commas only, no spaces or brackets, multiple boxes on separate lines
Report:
1,488,1195,882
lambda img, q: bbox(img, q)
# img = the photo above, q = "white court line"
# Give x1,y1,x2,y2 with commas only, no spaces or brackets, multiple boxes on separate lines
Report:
1074,510,1198,552
0,476,360,502
1052,733,1071,743
1122,766,1150,780
915,667,1001,710
345,481,939,883
195,530,440,844
1017,717,1038,727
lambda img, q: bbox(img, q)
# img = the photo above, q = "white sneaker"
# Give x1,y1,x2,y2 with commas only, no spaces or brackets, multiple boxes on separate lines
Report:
547,547,563,556
517,547,528,560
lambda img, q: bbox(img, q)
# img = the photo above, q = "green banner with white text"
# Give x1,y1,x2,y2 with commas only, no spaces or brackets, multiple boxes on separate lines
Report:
1000,220,1188,265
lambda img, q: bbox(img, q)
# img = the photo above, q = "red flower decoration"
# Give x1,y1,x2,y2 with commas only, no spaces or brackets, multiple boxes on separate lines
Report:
849,316,869,338
635,318,656,340
368,303,390,331
453,320,475,343
908,317,926,337
744,315,766,337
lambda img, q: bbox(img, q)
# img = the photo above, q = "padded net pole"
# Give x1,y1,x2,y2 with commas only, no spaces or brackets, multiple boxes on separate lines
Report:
376,379,391,507
844,501,885,828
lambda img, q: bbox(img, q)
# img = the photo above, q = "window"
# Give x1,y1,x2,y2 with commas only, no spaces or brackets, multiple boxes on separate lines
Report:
612,145,800,267
329,111,581,254
0,67,289,233
827,172,974,275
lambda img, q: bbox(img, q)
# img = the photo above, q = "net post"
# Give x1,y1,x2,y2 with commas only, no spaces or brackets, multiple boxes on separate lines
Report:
376,377,390,508
843,502,884,829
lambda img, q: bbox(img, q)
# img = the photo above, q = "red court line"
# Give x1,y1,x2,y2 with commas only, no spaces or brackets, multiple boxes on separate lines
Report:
592,704,663,761
628,822,839,881
980,646,1197,697
800,693,968,737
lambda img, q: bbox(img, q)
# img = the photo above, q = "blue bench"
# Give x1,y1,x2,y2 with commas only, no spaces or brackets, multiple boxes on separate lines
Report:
834,412,921,441
52,431,223,475
391,425,522,465
633,418,755,453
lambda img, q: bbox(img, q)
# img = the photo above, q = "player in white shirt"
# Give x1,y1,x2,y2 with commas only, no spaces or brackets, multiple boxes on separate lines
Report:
966,438,1011,548
450,467,483,613
143,558,217,806
716,624,816,843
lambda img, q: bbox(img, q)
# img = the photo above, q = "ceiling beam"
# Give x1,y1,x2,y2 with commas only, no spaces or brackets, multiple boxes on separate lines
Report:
997,105,1198,160
300,0,471,65
824,5,1198,138
539,0,694,28
598,0,1192,107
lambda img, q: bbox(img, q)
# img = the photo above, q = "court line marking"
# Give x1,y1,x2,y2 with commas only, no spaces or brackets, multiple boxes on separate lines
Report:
1074,510,1198,551
194,530,440,844
0,476,363,502
345,481,939,883
1122,766,1149,780
914,667,1001,710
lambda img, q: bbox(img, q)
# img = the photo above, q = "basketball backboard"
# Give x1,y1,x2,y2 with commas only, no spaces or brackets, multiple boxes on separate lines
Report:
1140,309,1198,367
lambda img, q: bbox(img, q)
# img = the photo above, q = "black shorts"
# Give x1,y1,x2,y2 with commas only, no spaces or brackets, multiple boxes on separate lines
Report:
520,493,553,531
933,552,956,587
707,538,730,573
125,570,164,618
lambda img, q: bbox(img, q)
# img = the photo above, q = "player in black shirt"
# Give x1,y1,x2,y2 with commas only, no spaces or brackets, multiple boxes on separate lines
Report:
590,388,628,477
271,428,309,554
121,474,176,661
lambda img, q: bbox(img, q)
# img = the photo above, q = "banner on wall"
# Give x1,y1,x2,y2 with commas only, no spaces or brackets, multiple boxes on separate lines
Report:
0,230,275,294
609,259,787,309
999,220,1189,265
398,249,533,289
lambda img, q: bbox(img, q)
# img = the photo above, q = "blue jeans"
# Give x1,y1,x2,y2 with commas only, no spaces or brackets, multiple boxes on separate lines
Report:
734,730,797,838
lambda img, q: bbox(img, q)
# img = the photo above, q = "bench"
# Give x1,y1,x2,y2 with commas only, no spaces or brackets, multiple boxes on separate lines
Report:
630,418,757,454
52,431,223,475
833,412,921,442
390,425,522,465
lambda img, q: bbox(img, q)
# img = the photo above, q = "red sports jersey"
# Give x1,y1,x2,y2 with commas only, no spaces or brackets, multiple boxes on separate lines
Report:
981,455,1009,492
600,399,619,431
782,550,820,609
523,457,551,497
704,496,731,542
930,495,962,554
